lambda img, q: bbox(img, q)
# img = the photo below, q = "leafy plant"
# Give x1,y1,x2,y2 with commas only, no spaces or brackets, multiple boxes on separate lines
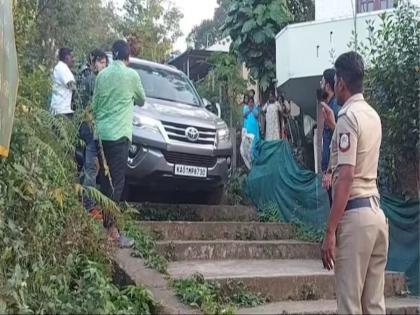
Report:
258,204,325,242
222,0,314,92
123,219,169,274
226,168,248,205
257,203,283,223
186,0,233,49
121,0,183,62
197,52,248,129
172,273,267,315
0,67,155,313
356,2,420,197
290,219,325,243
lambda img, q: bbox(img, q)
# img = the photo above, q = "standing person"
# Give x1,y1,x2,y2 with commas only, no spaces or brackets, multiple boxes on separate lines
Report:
50,47,76,117
321,51,387,315
78,49,108,109
92,40,145,245
262,91,282,141
77,49,108,218
249,89,265,135
243,96,260,146
320,68,341,204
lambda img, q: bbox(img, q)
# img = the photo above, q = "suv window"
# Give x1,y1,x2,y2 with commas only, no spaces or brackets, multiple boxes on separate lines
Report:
130,63,201,107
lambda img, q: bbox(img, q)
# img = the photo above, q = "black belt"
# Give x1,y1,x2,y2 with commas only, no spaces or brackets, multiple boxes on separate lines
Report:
345,197,372,211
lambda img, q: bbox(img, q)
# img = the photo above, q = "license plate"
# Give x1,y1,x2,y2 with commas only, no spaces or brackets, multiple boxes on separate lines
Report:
174,164,207,178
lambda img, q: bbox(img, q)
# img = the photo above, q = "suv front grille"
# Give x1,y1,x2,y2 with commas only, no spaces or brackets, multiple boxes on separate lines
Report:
162,121,216,145
163,151,217,168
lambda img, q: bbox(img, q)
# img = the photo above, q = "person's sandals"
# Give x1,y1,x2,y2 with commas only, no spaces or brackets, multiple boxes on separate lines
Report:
88,207,103,220
106,226,134,248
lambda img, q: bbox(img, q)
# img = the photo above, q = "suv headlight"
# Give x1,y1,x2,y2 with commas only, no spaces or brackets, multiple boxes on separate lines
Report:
133,115,162,134
217,127,230,142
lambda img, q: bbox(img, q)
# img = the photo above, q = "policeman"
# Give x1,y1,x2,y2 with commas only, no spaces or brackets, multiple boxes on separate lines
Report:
321,51,388,314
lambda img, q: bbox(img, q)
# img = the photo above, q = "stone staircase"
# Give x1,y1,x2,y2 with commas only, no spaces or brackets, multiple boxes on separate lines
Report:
130,204,419,314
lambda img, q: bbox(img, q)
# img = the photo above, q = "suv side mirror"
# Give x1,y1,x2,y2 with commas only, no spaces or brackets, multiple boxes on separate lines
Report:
203,98,222,118
215,103,221,118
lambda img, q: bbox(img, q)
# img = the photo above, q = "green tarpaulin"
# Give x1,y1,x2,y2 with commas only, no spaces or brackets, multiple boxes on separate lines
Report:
245,140,419,296
0,0,19,157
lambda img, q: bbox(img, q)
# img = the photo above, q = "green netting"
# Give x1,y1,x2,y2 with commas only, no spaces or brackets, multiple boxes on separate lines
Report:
381,194,419,296
245,140,419,296
244,140,330,228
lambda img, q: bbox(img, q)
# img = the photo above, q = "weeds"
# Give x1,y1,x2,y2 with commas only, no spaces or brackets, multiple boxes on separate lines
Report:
258,204,325,243
172,273,267,315
123,219,168,274
0,70,155,313
226,168,248,205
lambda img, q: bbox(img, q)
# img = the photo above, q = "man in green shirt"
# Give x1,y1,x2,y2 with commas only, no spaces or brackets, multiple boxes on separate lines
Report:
92,40,145,243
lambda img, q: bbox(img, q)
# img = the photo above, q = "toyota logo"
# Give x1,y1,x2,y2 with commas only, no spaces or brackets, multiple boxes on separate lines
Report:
185,127,199,142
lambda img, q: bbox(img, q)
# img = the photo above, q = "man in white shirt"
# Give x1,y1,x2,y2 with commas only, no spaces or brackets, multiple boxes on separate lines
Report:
50,47,76,117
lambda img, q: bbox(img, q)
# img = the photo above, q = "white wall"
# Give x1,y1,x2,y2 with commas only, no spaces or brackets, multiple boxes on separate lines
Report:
315,0,355,21
315,0,420,21
276,11,382,87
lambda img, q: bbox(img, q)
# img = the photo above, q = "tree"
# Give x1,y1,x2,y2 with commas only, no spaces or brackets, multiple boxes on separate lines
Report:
14,0,120,69
197,52,247,128
360,2,420,197
222,0,314,92
187,19,218,49
186,0,233,49
121,0,183,62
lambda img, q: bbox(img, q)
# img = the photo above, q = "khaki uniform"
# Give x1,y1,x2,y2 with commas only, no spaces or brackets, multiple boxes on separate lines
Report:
330,94,388,314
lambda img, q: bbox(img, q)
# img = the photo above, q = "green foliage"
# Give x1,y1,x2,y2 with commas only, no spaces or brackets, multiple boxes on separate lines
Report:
32,256,155,314
0,66,155,313
258,204,325,242
13,0,184,68
121,0,183,62
358,2,420,197
14,0,119,69
257,203,282,223
290,219,324,243
187,0,233,49
226,168,248,205
172,273,267,315
123,219,169,274
196,52,247,128
222,0,314,91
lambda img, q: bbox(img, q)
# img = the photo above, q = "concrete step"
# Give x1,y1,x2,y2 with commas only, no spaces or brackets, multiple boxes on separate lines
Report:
237,297,420,314
168,260,407,302
132,203,257,222
138,221,294,241
156,240,320,261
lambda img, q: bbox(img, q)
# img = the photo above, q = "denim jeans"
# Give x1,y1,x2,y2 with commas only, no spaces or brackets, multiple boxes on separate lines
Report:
79,122,98,210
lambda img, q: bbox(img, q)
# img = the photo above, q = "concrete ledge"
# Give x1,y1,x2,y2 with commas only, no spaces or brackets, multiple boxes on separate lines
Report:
113,248,200,315
237,297,420,314
157,240,321,260
168,260,407,302
138,221,294,241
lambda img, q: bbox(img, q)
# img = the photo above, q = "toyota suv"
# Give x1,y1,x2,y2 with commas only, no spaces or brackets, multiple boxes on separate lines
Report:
122,57,232,204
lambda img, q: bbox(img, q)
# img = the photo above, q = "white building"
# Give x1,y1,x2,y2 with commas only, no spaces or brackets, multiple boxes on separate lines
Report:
275,0,420,118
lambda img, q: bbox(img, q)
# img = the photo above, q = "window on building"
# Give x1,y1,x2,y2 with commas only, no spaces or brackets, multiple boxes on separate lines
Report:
380,0,394,10
357,0,394,13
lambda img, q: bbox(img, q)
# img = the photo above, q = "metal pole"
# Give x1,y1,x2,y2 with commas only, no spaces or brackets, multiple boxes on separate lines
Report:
187,56,190,79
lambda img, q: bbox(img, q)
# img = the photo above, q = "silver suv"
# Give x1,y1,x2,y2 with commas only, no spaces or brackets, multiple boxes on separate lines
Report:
125,57,233,204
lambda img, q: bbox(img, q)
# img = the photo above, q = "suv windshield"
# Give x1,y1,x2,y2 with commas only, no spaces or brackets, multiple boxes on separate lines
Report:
130,63,201,107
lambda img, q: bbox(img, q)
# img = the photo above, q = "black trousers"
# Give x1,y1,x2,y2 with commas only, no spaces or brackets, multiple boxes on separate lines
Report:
98,137,129,228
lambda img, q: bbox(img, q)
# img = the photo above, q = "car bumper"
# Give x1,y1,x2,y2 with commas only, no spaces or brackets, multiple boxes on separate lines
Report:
126,142,232,191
